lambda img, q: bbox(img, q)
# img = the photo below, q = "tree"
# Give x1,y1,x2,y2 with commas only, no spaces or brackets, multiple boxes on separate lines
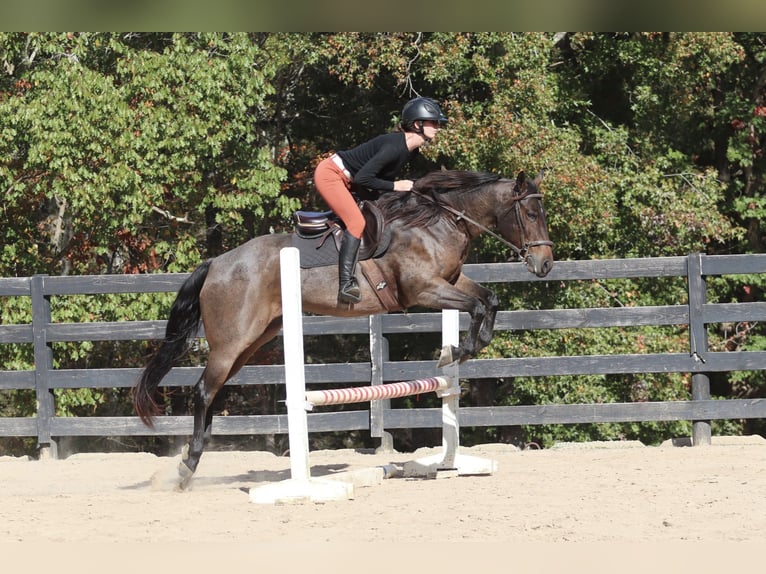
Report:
0,33,294,436
0,32,292,277
2,32,764,452
306,32,766,446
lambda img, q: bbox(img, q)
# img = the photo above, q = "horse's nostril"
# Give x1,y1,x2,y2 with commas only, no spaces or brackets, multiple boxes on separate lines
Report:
535,258,552,277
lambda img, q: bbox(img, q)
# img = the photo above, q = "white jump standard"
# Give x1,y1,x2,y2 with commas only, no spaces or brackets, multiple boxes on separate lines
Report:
249,247,352,504
249,247,496,505
401,304,498,479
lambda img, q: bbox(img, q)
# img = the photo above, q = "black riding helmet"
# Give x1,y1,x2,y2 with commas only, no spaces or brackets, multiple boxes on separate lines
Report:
401,97,448,133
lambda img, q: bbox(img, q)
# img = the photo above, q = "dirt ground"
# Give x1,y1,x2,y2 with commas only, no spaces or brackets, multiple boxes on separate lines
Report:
2,437,764,570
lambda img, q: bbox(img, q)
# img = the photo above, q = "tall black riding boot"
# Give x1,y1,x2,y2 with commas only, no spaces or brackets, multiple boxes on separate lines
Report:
338,231,362,304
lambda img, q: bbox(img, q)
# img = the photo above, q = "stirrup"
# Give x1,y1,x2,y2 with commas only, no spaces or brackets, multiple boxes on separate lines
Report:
338,280,361,304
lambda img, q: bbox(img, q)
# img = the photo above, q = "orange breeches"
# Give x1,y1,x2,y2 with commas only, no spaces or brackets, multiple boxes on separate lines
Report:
314,157,365,239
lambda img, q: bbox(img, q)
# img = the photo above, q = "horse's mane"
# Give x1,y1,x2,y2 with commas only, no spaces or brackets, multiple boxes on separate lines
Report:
413,170,501,193
376,170,501,228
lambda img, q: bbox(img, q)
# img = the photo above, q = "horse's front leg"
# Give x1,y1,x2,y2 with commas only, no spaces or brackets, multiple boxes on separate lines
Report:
455,273,499,352
413,277,493,367
436,310,484,367
435,274,499,367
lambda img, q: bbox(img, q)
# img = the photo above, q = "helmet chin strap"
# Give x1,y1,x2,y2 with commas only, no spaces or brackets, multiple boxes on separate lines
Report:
414,120,432,143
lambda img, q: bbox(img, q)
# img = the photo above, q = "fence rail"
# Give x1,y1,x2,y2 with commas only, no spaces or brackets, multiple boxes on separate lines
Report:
2,253,766,455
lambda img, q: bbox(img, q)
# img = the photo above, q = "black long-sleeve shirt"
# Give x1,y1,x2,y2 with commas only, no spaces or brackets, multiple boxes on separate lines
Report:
337,132,418,192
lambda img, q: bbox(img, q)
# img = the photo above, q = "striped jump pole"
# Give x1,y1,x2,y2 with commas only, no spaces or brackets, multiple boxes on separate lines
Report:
305,376,450,407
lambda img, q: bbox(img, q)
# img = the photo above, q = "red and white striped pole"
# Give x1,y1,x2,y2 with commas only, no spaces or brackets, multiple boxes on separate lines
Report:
305,376,450,407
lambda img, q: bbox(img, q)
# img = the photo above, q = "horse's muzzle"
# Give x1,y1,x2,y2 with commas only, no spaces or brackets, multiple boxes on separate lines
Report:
508,241,554,278
522,241,554,277
525,252,553,277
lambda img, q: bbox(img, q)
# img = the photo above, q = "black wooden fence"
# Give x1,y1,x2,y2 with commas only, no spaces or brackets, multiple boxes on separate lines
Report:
2,253,766,457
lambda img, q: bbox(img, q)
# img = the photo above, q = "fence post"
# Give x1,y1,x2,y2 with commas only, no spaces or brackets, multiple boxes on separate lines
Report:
687,253,712,446
31,275,57,459
369,314,393,451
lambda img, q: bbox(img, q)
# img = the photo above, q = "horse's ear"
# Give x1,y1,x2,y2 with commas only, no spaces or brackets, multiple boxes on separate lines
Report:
533,169,546,186
515,171,527,191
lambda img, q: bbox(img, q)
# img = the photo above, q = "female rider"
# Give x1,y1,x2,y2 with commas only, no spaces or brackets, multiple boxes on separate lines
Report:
313,96,448,304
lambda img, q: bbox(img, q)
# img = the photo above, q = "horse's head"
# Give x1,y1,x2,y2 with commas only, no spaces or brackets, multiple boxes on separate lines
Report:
496,171,554,277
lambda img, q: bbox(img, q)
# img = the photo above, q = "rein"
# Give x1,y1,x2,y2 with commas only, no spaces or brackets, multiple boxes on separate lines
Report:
409,187,553,261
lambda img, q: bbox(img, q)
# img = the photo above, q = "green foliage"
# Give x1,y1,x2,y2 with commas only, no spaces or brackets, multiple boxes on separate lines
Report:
0,32,291,276
2,33,766,449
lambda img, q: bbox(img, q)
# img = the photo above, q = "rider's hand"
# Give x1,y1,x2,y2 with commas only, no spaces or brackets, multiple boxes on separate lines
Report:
393,179,414,192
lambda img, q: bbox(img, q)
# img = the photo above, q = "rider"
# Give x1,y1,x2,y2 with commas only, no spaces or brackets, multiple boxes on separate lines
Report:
314,96,448,304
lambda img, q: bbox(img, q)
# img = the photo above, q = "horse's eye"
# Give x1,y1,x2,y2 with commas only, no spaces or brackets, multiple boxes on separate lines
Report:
527,210,538,221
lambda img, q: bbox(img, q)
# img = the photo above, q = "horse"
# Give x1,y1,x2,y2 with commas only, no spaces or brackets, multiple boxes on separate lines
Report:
133,169,554,489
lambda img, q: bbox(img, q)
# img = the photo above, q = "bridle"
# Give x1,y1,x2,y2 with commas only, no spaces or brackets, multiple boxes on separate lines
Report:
410,184,554,262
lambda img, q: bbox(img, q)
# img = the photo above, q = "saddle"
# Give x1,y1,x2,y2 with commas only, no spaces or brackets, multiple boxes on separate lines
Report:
290,201,401,311
290,201,391,269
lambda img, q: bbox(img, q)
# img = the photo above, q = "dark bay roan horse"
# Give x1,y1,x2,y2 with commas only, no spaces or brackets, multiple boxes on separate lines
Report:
133,169,554,488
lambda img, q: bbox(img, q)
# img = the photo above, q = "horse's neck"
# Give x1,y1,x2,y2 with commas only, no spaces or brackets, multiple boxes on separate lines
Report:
444,184,499,235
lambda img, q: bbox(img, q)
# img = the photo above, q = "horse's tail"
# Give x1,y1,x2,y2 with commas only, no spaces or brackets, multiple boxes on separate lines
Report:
133,259,212,428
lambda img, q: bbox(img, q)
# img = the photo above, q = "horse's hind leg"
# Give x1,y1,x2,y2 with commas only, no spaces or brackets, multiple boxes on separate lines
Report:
177,354,233,489
177,320,283,490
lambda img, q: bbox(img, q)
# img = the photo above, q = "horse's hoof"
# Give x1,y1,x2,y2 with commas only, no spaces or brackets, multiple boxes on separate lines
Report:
437,345,460,368
176,460,195,491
